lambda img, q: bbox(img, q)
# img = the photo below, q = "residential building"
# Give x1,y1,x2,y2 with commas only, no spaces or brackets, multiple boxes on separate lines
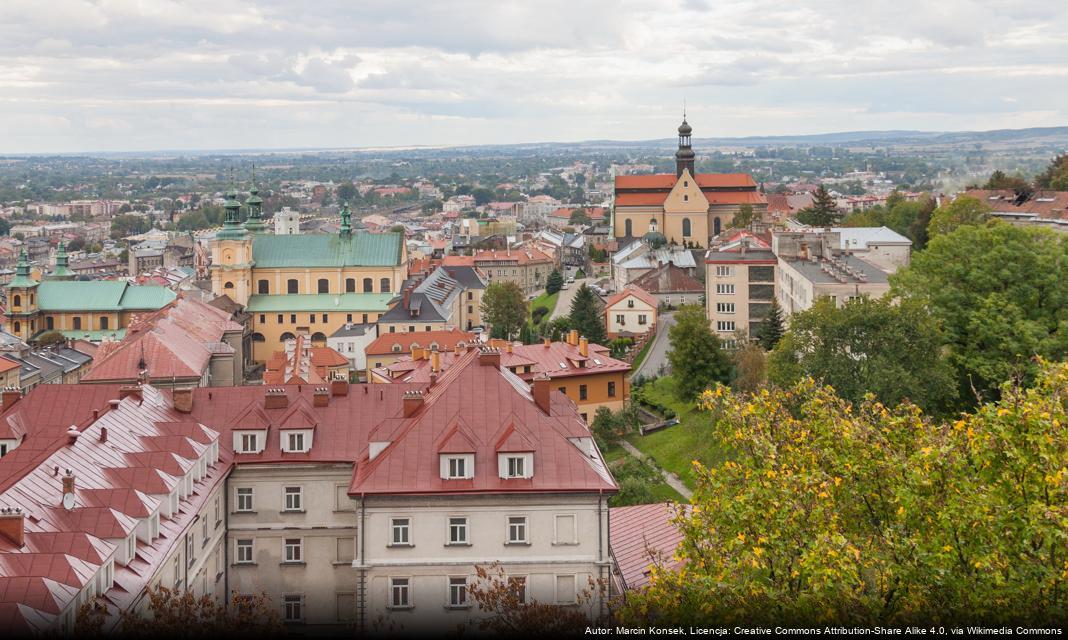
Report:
772,230,890,315
0,347,615,633
611,238,697,291
705,234,777,344
603,285,658,339
326,323,378,377
630,262,704,307
364,328,478,375
263,334,350,384
826,226,912,273
444,248,553,295
377,266,488,334
962,189,1068,232
612,118,767,247
608,503,684,594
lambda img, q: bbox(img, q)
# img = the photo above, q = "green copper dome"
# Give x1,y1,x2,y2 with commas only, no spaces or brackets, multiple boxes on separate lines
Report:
7,249,39,289
48,241,75,280
217,183,248,240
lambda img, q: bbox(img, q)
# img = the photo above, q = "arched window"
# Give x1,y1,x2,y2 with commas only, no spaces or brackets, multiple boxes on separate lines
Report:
363,278,373,292
649,218,658,232
624,219,632,236
12,295,20,307
280,332,296,342
682,218,691,237
258,280,269,294
714,217,722,235
392,344,402,353
380,278,391,293
310,332,327,345
317,278,329,294
287,279,299,294
346,278,356,293
251,333,266,342
224,281,234,289
100,317,109,330
13,321,20,334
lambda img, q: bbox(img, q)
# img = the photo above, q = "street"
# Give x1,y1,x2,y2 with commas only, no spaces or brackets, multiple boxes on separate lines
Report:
548,277,593,320
631,311,675,379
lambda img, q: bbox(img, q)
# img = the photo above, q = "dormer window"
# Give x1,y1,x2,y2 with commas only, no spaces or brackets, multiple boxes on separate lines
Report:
627,299,634,308
282,430,312,453
440,453,474,480
240,433,258,453
507,456,526,478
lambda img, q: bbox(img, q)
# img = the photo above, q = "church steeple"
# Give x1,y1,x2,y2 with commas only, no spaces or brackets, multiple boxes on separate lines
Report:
8,249,37,289
216,169,248,240
675,114,695,178
243,165,267,233
48,241,75,281
339,202,352,236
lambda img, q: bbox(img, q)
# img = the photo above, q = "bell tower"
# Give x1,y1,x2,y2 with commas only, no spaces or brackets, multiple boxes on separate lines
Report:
210,173,254,305
675,115,695,178
5,249,40,341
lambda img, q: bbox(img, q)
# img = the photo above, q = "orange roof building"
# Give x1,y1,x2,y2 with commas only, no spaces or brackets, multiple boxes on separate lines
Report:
263,334,350,385
613,118,767,248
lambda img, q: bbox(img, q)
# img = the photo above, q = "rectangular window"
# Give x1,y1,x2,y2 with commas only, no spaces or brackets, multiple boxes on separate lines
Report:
448,517,468,545
285,432,305,452
390,578,411,608
716,321,736,333
391,518,411,546
555,514,577,544
579,384,588,400
214,497,221,526
283,595,304,623
336,537,355,563
716,283,736,295
448,577,468,607
235,488,253,512
336,593,355,623
615,314,625,325
201,515,208,545
173,555,182,589
507,516,528,544
284,538,303,563
716,302,736,314
507,456,526,478
608,381,616,397
555,575,577,604
508,576,527,603
290,314,297,324
283,486,303,512
447,457,466,479
240,433,258,453
277,314,283,323
638,314,647,325
258,314,265,324
235,539,253,564
715,265,734,277
186,535,196,567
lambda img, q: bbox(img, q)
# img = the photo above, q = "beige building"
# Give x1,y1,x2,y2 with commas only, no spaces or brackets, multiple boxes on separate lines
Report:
603,285,658,339
444,247,553,296
772,230,891,315
705,234,778,345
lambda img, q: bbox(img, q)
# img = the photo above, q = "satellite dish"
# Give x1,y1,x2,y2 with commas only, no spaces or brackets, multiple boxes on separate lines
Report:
62,492,75,510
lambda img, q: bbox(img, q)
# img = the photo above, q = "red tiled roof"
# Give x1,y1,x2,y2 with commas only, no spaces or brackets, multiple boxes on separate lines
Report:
963,189,1068,221
472,247,554,265
615,173,757,190
263,335,348,385
549,207,606,220
604,284,658,310
615,190,766,207
631,263,704,294
609,502,686,591
365,329,477,357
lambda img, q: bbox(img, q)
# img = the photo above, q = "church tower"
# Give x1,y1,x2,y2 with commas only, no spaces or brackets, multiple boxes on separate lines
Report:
210,177,255,305
243,167,267,234
47,241,75,281
5,249,40,341
675,117,695,178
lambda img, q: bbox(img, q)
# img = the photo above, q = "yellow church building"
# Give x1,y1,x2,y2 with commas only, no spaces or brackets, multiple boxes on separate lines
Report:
612,118,768,248
208,184,408,362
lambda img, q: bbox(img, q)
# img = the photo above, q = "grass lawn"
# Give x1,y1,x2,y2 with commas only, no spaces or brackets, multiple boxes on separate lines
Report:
529,290,559,317
626,376,728,490
629,334,655,373
601,442,685,503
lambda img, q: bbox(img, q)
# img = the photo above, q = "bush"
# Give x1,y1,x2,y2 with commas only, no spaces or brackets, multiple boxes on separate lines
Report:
531,305,549,325
609,457,663,507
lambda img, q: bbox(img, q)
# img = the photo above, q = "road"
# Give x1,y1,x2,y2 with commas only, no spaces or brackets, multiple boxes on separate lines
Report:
631,311,675,379
549,277,593,320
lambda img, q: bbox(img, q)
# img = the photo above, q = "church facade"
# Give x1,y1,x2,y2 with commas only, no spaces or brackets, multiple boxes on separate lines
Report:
612,119,768,248
208,184,407,362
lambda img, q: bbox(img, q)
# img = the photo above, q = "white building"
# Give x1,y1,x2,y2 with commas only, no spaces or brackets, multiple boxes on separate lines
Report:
274,208,301,235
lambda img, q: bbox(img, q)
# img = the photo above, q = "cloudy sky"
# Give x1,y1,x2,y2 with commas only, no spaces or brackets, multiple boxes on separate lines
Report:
1,0,1065,153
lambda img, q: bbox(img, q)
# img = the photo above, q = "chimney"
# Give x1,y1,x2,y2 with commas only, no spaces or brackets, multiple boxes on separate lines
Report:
1,387,21,411
532,375,551,415
478,347,501,367
429,372,438,387
264,388,289,410
505,342,513,354
430,347,440,374
66,425,80,445
99,427,108,443
118,385,142,402
61,470,75,506
579,336,589,357
402,390,424,417
330,376,349,396
0,507,25,547
568,329,579,346
313,387,330,407
410,344,419,359
543,337,551,348
172,387,194,413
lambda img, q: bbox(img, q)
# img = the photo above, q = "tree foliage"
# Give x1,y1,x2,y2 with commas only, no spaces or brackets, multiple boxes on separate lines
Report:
729,203,755,229
569,283,606,345
1035,153,1068,191
480,281,527,340
795,185,842,227
754,299,785,350
78,587,282,637
768,297,958,414
622,362,1068,626
927,195,991,237
110,214,152,240
667,304,730,401
465,563,605,634
546,269,563,295
891,222,1068,406
984,169,1033,199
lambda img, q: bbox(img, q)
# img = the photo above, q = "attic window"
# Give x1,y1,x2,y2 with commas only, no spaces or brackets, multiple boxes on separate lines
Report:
392,344,402,353
593,358,602,365
558,362,567,369
239,433,258,453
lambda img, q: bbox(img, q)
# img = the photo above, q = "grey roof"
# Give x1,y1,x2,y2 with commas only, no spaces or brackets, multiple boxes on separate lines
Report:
705,249,776,262
329,323,374,338
782,254,889,285
440,265,488,290
829,226,912,250
379,265,485,325
613,241,697,270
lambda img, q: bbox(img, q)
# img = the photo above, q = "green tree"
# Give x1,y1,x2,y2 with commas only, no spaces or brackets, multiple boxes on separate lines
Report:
569,208,591,225
568,284,606,344
110,214,151,240
729,341,767,394
1035,153,1068,190
471,187,495,206
336,180,358,202
667,304,730,401
907,195,935,250
729,203,755,229
927,195,991,237
546,269,563,295
984,169,1033,198
891,223,1068,405
621,362,1068,626
795,185,841,227
35,331,65,346
543,315,573,342
767,297,958,414
0,218,10,236
753,299,785,350
480,281,527,340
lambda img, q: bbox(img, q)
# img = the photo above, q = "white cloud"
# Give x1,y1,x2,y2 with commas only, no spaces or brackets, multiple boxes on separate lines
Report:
0,0,1064,152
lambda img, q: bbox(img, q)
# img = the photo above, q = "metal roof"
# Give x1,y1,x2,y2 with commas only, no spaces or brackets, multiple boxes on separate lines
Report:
250,232,403,268
245,293,394,313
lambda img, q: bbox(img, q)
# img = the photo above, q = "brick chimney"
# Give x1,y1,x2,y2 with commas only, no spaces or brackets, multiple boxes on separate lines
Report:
543,337,551,348
0,507,25,547
430,347,440,374
568,329,579,346
172,387,194,413
313,386,330,407
478,347,501,367
330,376,349,396
61,470,76,507
1,387,21,411
579,336,589,357
402,390,424,417
532,375,551,415
264,388,289,410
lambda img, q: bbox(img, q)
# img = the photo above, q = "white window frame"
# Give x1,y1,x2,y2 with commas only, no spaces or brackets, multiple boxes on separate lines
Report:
283,594,305,623
508,575,528,603
235,539,254,564
447,576,469,608
507,456,525,478
506,515,529,545
283,486,303,512
716,302,736,314
283,538,303,564
390,517,412,547
389,577,412,609
716,320,736,333
447,516,469,545
716,283,736,295
235,487,254,513
553,513,577,545
715,265,734,277
554,574,577,605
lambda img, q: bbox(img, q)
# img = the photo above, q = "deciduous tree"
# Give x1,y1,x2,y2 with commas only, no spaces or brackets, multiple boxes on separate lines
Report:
927,195,991,237
667,304,730,401
481,281,527,340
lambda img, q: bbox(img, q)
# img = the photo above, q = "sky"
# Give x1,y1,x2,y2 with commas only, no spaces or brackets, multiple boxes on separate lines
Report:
1,0,1066,153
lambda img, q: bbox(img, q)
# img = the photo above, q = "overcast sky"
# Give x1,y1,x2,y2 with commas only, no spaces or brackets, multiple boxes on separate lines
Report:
1,0,1065,153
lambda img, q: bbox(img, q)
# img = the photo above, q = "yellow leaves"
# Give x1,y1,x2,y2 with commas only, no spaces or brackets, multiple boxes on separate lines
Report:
753,546,764,557
997,408,1010,417
765,469,777,479
736,532,746,544
897,505,906,516
817,490,830,499
833,476,842,486
943,545,953,553
953,419,966,431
